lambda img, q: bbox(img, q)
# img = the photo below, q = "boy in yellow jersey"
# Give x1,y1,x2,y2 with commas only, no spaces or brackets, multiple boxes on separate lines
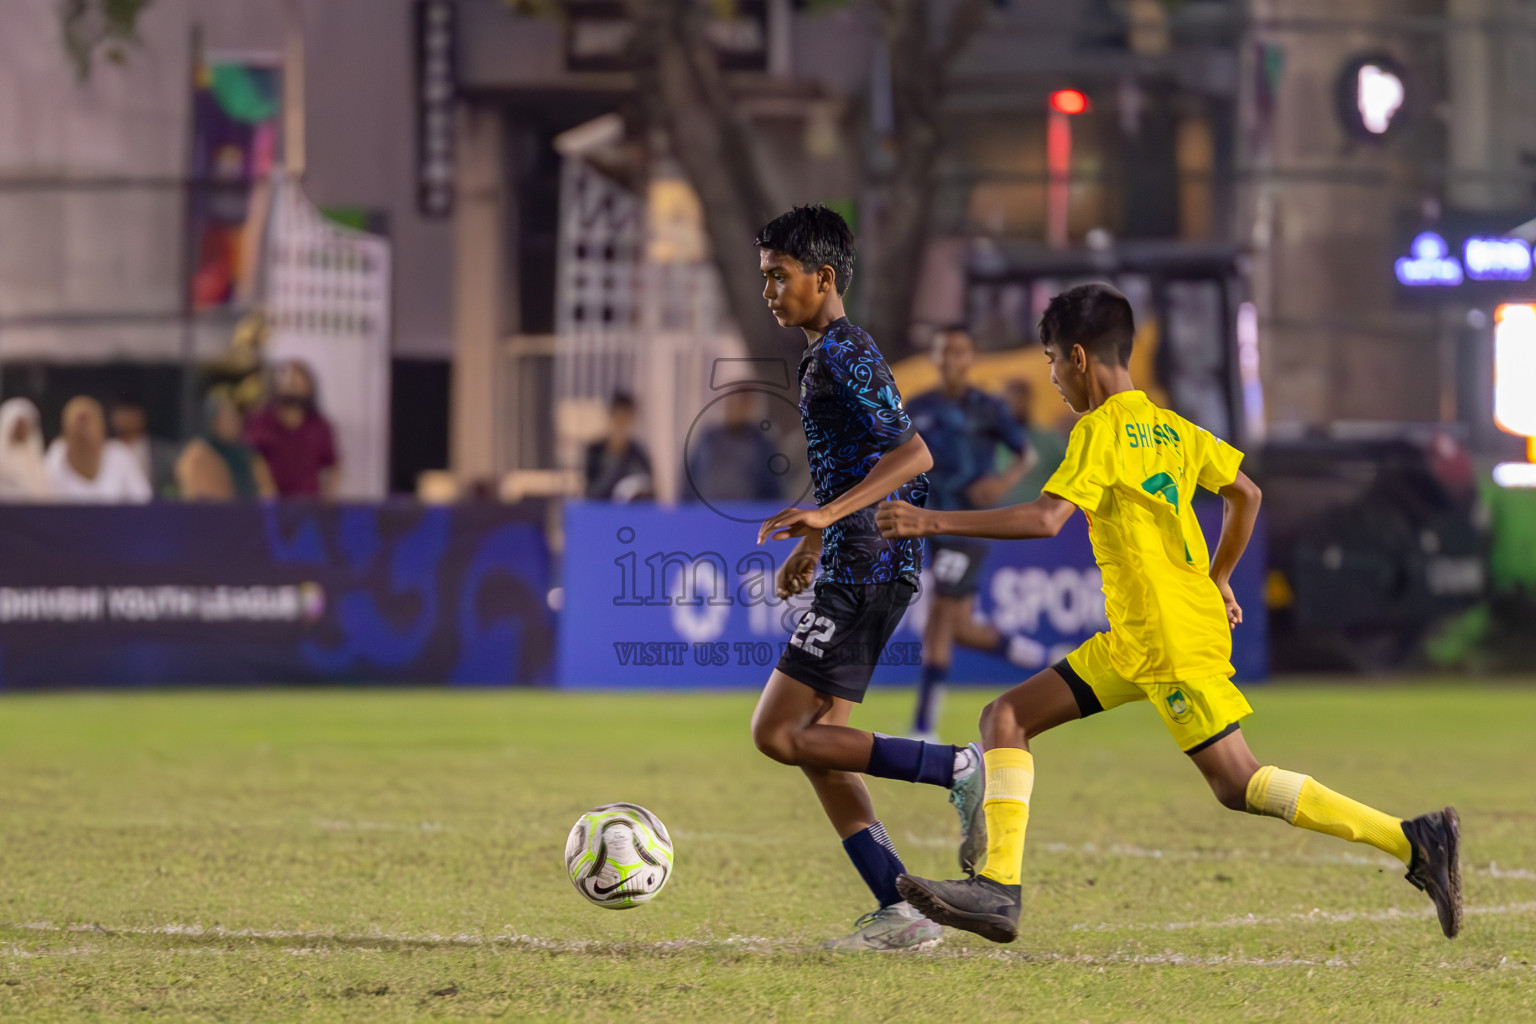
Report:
874,283,1461,943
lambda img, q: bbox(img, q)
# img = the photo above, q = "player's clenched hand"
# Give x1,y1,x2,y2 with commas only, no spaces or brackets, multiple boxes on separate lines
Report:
776,547,818,599
875,500,936,539
1215,579,1243,628
757,506,832,544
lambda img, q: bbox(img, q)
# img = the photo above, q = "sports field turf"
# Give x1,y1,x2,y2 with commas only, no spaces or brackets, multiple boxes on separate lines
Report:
0,683,1533,1022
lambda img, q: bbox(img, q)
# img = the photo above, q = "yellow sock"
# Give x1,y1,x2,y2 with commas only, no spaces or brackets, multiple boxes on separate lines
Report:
978,748,1034,886
1245,765,1412,865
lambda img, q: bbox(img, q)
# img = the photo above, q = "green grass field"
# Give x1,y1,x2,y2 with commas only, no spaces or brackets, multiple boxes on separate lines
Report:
1,683,1533,1023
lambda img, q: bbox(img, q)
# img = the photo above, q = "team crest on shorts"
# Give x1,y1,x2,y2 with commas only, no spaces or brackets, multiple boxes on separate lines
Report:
1165,688,1193,724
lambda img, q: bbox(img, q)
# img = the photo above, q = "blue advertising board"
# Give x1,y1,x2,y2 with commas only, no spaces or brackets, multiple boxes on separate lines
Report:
0,503,554,688
557,500,1267,688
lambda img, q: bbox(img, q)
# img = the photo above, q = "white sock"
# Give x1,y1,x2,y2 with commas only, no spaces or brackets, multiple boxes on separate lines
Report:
952,743,980,781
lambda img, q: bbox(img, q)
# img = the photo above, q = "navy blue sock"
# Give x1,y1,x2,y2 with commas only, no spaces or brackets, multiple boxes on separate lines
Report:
842,822,905,907
867,734,960,788
912,664,947,734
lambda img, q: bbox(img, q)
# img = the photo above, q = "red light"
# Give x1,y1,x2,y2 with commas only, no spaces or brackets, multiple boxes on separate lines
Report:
1050,89,1089,115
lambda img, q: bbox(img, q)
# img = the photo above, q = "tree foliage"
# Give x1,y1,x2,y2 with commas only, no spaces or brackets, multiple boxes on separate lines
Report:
75,0,991,362
861,0,991,357
629,0,992,361
60,0,156,80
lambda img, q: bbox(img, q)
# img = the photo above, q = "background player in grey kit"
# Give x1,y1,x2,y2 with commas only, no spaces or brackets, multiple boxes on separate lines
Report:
905,327,1037,740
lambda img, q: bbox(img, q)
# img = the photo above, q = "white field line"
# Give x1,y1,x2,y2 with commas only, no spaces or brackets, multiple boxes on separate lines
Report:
67,816,456,834
7,915,1534,969
312,819,447,833
8,922,786,954
997,950,1353,968
63,821,1536,886
1487,862,1536,881
1,943,100,959
0,923,1349,968
1070,900,1536,934
899,833,1399,868
900,834,1536,882
694,828,1536,883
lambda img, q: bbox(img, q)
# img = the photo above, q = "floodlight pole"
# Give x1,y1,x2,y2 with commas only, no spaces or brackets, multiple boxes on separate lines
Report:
177,22,206,443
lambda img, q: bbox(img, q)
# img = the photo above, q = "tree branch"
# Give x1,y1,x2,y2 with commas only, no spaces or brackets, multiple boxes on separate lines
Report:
628,0,790,362
937,0,991,69
860,0,992,358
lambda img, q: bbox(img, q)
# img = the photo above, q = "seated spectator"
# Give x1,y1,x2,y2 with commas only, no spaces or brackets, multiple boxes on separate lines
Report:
245,360,339,498
0,397,53,501
177,393,277,501
44,396,152,503
584,391,653,502
683,389,783,503
110,395,177,496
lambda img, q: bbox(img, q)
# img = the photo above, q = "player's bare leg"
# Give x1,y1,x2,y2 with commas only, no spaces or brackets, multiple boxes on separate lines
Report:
913,598,958,739
897,667,1083,942
977,665,1088,748
762,686,942,951
924,598,958,669
952,599,1005,654
795,695,877,838
752,670,986,870
913,594,1034,740
751,671,876,771
1191,728,1462,938
1186,725,1261,810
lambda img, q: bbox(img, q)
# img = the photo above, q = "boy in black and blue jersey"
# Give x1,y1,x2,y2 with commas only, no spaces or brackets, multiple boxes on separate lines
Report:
748,206,986,951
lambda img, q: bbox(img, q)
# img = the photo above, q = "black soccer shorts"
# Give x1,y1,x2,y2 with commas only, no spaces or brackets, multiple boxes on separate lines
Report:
775,577,918,703
925,536,991,599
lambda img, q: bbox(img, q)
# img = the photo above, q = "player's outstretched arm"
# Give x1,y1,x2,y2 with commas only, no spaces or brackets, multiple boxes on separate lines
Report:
758,433,934,543
1210,470,1262,627
964,446,1037,508
876,493,1076,541
822,432,933,522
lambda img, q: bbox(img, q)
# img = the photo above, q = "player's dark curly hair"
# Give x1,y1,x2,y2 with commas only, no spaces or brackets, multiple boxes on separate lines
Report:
753,205,855,295
1038,283,1135,367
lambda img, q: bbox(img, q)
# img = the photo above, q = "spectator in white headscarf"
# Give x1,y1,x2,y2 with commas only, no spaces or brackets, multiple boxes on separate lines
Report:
0,398,53,501
44,396,152,503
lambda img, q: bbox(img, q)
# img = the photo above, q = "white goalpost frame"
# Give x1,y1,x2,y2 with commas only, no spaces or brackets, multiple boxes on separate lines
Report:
263,172,393,500
552,152,743,505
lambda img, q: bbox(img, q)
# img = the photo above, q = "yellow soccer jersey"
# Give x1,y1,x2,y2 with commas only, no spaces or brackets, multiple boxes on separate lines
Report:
1042,390,1245,683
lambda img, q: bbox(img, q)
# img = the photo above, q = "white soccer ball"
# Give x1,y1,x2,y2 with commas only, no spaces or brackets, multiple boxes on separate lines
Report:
565,802,674,909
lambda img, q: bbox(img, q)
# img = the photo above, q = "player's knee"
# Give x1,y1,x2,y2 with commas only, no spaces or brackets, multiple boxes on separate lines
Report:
1209,771,1253,812
979,697,1017,746
750,718,799,765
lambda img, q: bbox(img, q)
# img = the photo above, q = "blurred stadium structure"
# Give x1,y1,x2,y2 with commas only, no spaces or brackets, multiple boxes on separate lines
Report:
0,0,1534,685
265,173,393,498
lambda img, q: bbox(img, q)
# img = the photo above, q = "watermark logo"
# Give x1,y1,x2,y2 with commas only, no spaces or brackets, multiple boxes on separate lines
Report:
680,358,810,523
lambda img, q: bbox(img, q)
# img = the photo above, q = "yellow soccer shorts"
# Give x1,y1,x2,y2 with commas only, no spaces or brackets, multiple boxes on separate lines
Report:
1055,632,1253,754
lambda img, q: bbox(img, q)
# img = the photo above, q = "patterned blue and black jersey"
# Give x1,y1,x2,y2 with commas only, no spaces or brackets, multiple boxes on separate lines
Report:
907,387,1028,511
798,317,928,584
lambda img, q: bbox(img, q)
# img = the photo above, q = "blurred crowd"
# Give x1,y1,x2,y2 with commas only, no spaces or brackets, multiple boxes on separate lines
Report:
0,360,338,504
586,329,1070,508
0,343,1069,509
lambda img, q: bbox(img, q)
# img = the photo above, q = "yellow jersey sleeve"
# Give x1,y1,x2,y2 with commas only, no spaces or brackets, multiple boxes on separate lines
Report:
1042,416,1114,513
1194,426,1245,492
